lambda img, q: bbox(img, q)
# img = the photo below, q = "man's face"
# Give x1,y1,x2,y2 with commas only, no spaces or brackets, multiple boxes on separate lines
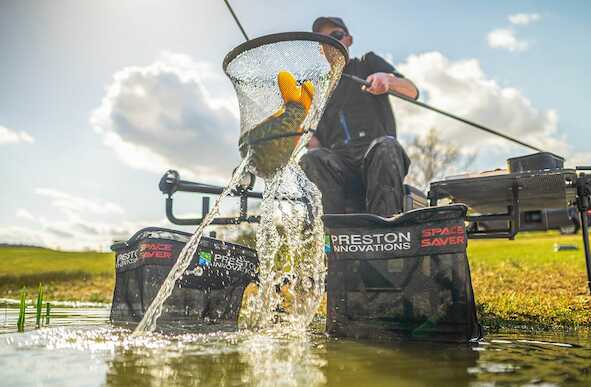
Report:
317,23,353,48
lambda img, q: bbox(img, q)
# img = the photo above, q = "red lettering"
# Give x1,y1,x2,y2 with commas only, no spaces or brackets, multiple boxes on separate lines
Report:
420,235,466,248
140,243,173,252
141,251,172,259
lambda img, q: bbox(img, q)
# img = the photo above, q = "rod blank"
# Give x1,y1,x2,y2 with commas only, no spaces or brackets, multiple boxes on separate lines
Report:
342,73,544,153
223,0,249,41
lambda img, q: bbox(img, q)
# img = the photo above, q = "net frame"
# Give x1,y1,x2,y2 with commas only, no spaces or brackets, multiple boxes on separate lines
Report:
223,32,348,145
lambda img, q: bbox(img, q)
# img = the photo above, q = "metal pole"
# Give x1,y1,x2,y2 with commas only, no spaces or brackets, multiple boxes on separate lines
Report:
576,172,591,293
223,0,249,41
342,73,545,153
581,210,591,293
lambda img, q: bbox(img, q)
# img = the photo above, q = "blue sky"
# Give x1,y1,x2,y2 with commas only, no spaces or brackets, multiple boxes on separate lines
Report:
1,0,590,250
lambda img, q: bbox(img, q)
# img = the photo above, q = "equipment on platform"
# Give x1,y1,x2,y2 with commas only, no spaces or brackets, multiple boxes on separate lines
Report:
429,153,591,292
110,227,258,330
157,171,483,342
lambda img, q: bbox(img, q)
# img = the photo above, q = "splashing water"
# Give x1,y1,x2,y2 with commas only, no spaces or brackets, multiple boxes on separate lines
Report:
134,154,253,333
135,129,326,334
241,132,326,331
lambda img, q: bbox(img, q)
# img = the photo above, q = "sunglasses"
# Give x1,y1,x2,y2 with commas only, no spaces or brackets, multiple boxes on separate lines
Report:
329,30,347,41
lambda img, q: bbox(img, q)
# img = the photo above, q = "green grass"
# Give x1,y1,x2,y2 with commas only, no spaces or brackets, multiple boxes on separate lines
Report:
0,247,112,276
35,284,44,328
468,231,591,329
17,288,26,332
0,232,590,330
0,247,114,303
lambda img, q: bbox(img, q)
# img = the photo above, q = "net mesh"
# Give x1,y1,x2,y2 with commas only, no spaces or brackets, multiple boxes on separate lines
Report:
224,33,347,177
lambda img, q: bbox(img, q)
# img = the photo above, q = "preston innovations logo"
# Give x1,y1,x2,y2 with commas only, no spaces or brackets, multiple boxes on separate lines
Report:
211,253,257,276
324,235,332,253
329,231,412,253
116,249,138,268
198,250,213,266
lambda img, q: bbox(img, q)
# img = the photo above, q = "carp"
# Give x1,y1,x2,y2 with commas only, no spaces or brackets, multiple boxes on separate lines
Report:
239,70,315,178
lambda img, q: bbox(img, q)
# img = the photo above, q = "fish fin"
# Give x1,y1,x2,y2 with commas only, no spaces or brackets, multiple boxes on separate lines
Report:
300,80,315,111
278,71,301,104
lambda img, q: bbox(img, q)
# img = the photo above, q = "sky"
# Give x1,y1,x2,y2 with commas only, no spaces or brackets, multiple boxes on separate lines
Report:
1,0,590,251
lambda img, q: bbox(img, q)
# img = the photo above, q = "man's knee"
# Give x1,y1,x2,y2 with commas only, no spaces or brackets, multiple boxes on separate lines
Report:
364,136,410,175
300,147,344,179
365,136,402,156
300,148,332,171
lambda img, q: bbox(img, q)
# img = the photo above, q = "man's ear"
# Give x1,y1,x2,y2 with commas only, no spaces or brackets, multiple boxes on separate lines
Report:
344,35,353,48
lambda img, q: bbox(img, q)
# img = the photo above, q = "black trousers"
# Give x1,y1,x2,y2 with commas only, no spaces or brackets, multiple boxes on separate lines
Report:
300,136,410,217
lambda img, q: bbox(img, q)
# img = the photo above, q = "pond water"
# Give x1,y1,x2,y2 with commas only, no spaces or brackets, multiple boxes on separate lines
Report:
1,305,590,386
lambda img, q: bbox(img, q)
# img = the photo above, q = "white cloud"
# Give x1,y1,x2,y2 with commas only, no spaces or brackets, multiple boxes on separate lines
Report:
3,182,244,251
566,152,591,168
0,226,46,247
15,208,35,221
91,52,241,184
394,52,581,171
0,218,161,251
35,188,124,215
487,28,529,52
3,188,168,250
509,13,541,25
0,125,34,145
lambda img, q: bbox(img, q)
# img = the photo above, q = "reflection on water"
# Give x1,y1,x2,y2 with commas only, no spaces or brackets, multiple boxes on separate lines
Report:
1,306,590,386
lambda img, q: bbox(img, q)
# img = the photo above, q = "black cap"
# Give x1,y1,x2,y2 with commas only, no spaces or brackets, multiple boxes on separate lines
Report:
312,17,349,34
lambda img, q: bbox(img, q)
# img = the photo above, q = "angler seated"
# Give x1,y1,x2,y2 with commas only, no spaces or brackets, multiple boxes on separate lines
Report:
301,16,419,217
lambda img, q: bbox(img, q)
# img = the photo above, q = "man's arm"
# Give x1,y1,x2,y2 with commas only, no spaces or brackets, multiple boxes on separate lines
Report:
364,72,419,99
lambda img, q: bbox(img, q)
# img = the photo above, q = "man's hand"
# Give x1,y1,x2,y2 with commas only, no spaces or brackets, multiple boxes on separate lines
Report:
363,72,419,99
364,72,391,95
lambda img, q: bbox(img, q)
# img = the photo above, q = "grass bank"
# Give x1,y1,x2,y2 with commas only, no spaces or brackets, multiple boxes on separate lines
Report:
468,231,590,329
0,247,114,303
1,232,590,329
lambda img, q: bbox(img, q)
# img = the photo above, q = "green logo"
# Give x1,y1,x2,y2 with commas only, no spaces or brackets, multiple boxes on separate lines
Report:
198,250,212,266
324,235,332,253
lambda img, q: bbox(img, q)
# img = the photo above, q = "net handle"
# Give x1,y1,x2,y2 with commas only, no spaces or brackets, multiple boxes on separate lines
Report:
222,31,349,72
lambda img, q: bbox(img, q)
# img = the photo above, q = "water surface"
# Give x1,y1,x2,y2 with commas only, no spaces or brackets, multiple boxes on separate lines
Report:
1,306,590,386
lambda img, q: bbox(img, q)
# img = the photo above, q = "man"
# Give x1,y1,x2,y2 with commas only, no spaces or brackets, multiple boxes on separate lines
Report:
300,17,419,217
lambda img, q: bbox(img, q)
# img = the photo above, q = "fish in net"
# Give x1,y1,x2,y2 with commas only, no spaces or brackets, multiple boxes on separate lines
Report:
223,32,348,178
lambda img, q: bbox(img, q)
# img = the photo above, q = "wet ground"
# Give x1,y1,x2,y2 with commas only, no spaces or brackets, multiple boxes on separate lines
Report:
0,305,590,386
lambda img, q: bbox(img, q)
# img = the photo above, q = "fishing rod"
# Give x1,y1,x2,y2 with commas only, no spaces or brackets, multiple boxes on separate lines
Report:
342,73,544,153
221,1,544,153
223,0,249,41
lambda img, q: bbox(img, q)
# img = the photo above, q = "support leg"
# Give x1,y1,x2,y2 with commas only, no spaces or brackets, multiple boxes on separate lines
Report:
576,173,591,293
580,210,591,293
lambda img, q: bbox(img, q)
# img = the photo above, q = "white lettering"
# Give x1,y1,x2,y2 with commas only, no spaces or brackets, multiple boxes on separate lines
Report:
383,232,397,243
399,232,411,242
